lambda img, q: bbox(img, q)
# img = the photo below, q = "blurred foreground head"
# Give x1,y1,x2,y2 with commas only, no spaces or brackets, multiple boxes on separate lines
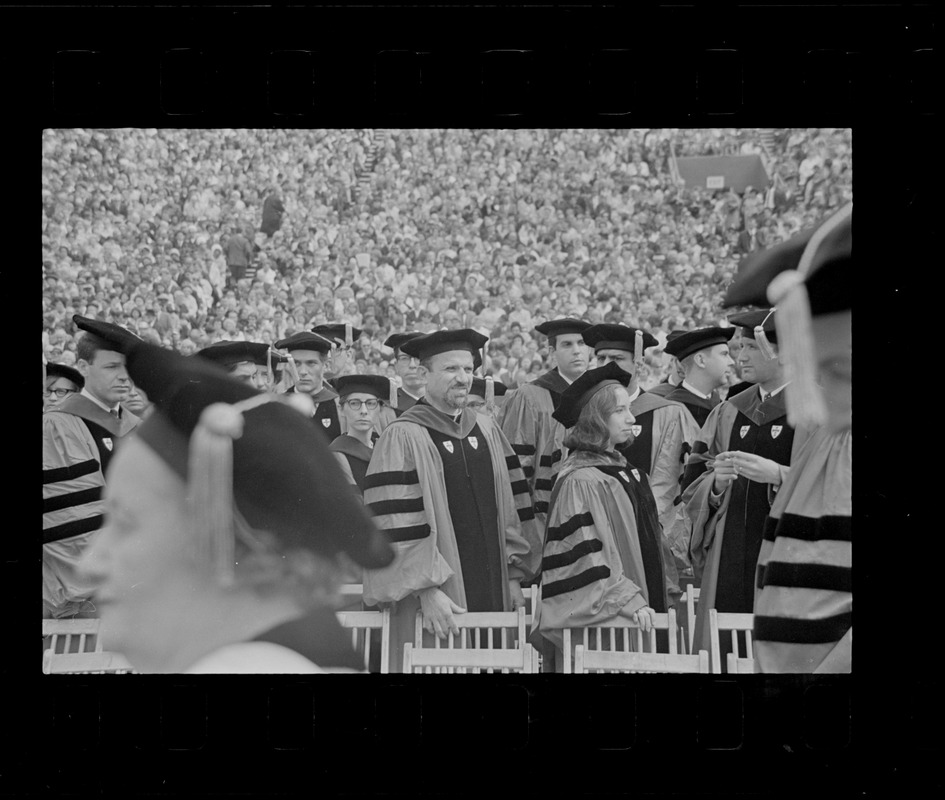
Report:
725,203,852,433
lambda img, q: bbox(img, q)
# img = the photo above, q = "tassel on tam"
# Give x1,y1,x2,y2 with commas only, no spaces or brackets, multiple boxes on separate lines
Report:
484,375,495,414
389,379,398,410
755,308,778,361
186,395,275,585
633,329,644,368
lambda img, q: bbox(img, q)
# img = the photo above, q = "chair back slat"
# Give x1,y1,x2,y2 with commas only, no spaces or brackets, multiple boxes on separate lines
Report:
43,650,134,674
337,609,390,674
574,646,710,674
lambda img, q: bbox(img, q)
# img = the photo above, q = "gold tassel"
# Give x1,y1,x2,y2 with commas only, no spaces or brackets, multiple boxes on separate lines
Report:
633,329,643,368
345,323,353,347
389,379,398,410
484,375,495,414
766,203,851,428
286,352,300,386
266,348,274,391
754,309,777,360
186,395,274,586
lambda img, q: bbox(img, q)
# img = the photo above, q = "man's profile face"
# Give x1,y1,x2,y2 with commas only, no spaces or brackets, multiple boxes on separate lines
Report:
420,350,473,412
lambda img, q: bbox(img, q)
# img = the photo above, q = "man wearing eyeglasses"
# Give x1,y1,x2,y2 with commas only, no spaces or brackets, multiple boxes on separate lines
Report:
329,375,391,499
43,363,84,412
43,317,142,619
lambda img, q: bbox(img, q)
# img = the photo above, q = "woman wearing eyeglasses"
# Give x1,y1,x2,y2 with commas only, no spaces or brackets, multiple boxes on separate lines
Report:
43,363,84,412
329,375,392,499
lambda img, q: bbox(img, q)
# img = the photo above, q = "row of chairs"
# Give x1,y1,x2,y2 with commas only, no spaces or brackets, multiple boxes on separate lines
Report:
43,586,756,674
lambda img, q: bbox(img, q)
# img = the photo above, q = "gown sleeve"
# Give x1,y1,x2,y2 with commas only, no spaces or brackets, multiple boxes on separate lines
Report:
361,423,455,605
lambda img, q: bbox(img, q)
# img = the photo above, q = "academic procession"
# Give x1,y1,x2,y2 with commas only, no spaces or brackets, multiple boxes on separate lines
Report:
42,129,851,675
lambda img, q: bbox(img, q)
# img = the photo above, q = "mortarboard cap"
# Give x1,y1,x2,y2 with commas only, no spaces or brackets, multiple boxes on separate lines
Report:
662,327,735,361
533,318,592,338
274,331,333,355
724,203,852,316
728,308,778,355
333,374,392,401
582,323,658,353
46,362,84,389
197,341,276,369
383,331,425,353
399,328,489,362
552,362,631,429
73,315,141,354
724,203,852,428
311,323,362,347
124,341,394,576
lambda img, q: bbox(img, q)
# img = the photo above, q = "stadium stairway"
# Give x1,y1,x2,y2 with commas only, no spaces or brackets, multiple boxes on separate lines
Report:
355,129,385,204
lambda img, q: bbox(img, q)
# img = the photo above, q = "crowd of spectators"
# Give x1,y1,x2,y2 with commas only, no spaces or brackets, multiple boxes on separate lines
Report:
42,127,852,390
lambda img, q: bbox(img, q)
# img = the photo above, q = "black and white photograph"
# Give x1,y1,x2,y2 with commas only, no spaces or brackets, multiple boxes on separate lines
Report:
41,127,853,676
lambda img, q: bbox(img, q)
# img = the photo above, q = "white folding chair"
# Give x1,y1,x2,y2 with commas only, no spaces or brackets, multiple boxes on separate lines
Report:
336,608,391,674
407,607,533,673
43,649,135,675
560,608,686,674
403,642,539,674
522,585,536,628
336,583,364,611
573,645,710,674
708,609,755,674
43,619,102,656
679,587,701,655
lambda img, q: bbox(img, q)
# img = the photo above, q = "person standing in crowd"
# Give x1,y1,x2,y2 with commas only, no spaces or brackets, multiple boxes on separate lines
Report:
43,317,141,619
662,327,737,428
260,185,285,237
43,363,84,412
724,203,852,673
582,323,700,604
465,377,508,420
362,329,540,673
77,340,394,673
196,341,276,388
385,331,426,412
681,309,809,664
498,318,591,531
329,374,390,499
121,382,153,419
536,363,666,670
274,331,341,441
224,224,254,286
647,344,686,398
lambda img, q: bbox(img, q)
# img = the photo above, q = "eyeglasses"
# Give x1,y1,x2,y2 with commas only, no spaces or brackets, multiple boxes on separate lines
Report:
344,399,379,411
44,388,76,399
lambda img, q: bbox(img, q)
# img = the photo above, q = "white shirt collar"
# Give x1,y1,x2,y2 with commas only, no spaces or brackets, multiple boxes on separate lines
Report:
556,369,575,386
759,382,790,401
81,388,121,415
681,380,711,400
627,386,642,403
402,388,423,401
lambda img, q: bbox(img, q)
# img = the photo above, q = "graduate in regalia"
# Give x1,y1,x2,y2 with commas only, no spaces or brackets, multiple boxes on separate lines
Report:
329,374,390,498
361,329,540,673
536,363,668,669
497,318,591,532
77,340,393,673
681,308,813,665
273,331,341,440
723,202,852,673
